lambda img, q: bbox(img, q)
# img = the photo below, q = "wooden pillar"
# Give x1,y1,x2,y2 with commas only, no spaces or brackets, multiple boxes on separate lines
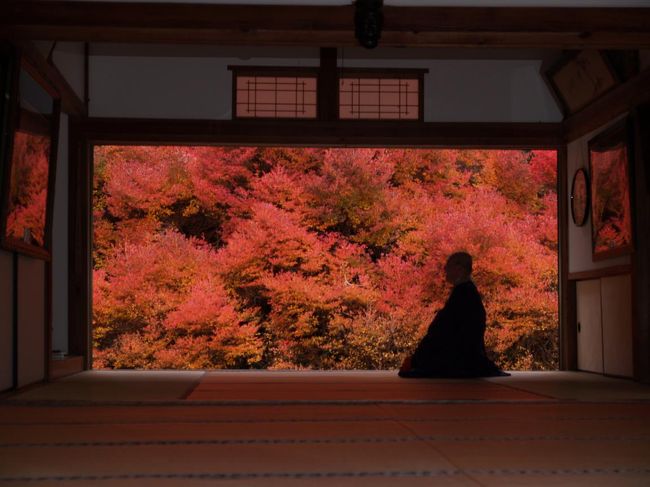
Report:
68,119,91,369
558,145,577,370
318,47,337,122
632,104,650,383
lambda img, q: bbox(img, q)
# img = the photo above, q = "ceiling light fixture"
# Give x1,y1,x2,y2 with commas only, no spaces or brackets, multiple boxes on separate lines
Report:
354,0,383,49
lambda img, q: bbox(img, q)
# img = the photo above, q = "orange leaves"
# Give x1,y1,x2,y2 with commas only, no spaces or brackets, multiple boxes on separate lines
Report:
100,146,192,219
529,150,558,192
164,278,238,332
6,132,51,245
300,149,401,256
93,146,558,370
184,147,255,210
249,166,310,214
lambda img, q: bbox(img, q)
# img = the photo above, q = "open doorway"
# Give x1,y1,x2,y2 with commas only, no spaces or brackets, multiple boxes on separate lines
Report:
92,146,558,371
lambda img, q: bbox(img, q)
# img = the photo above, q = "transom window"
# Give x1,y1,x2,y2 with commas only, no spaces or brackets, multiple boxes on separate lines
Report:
339,77,420,120
230,67,425,121
230,68,318,119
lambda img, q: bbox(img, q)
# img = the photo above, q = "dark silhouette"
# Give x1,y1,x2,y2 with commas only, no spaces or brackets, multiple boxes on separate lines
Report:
399,252,508,378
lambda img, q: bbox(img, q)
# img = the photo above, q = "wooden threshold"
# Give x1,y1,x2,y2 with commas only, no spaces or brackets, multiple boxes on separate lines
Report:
50,355,84,381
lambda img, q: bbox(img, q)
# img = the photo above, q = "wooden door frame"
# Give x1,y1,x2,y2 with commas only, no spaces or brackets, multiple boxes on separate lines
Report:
69,116,566,371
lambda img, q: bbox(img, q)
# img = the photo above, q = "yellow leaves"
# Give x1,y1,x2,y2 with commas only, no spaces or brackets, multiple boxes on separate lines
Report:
182,199,201,217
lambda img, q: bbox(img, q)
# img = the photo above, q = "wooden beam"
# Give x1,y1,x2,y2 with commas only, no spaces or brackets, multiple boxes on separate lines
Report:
74,118,563,149
567,265,633,281
15,41,86,118
2,2,650,49
564,67,650,142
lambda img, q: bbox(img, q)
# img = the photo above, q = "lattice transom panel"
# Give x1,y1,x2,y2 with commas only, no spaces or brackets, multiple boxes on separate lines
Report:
339,78,420,120
235,76,317,119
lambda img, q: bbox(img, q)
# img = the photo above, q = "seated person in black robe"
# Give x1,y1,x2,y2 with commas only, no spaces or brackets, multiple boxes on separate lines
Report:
398,252,507,378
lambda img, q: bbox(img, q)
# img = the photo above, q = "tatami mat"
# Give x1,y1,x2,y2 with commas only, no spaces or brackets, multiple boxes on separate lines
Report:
487,371,650,401
1,371,649,486
6,371,204,402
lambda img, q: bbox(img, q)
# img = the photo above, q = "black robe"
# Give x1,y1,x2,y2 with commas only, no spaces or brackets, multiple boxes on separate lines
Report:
406,281,503,378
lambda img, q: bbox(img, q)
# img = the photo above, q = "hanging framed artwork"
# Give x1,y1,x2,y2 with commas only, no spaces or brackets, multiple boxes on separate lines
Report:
543,50,619,117
588,119,634,261
0,57,60,260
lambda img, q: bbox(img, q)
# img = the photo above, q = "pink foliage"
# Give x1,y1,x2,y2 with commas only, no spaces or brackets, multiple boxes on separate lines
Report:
6,131,50,245
590,146,632,254
92,146,558,370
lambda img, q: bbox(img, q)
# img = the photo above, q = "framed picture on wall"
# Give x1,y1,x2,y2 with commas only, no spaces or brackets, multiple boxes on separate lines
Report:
0,58,60,260
543,50,619,117
588,119,634,261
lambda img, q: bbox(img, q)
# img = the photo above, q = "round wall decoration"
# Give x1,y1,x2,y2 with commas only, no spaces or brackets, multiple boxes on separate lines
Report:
570,168,589,226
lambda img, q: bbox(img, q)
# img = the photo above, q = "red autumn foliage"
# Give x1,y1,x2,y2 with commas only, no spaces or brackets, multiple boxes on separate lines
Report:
590,146,633,254
5,131,51,246
93,146,558,370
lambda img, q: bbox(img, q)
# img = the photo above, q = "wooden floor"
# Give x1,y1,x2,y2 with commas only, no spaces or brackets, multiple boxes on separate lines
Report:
1,371,650,486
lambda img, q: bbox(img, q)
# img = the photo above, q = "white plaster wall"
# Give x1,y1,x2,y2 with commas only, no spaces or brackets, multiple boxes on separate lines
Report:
27,41,85,103
0,250,13,391
567,116,632,274
89,54,320,119
17,255,46,388
52,43,86,101
89,53,562,122
344,57,562,122
52,114,69,354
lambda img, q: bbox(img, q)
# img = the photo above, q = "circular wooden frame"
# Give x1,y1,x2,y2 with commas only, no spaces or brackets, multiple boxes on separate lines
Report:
570,167,589,227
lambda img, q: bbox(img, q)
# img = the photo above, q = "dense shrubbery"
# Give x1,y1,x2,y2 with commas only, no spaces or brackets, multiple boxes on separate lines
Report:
5,132,50,245
93,147,558,370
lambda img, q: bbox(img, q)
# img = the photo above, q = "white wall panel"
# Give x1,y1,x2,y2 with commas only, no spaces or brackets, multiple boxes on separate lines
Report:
577,279,603,374
52,113,69,354
429,59,561,122
0,250,13,391
90,55,226,119
343,58,562,122
89,54,319,119
89,53,562,122
601,274,634,377
17,256,46,388
53,43,86,101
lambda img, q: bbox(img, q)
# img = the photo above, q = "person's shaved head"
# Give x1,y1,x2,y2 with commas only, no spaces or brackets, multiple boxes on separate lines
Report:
445,252,473,284
447,252,472,275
